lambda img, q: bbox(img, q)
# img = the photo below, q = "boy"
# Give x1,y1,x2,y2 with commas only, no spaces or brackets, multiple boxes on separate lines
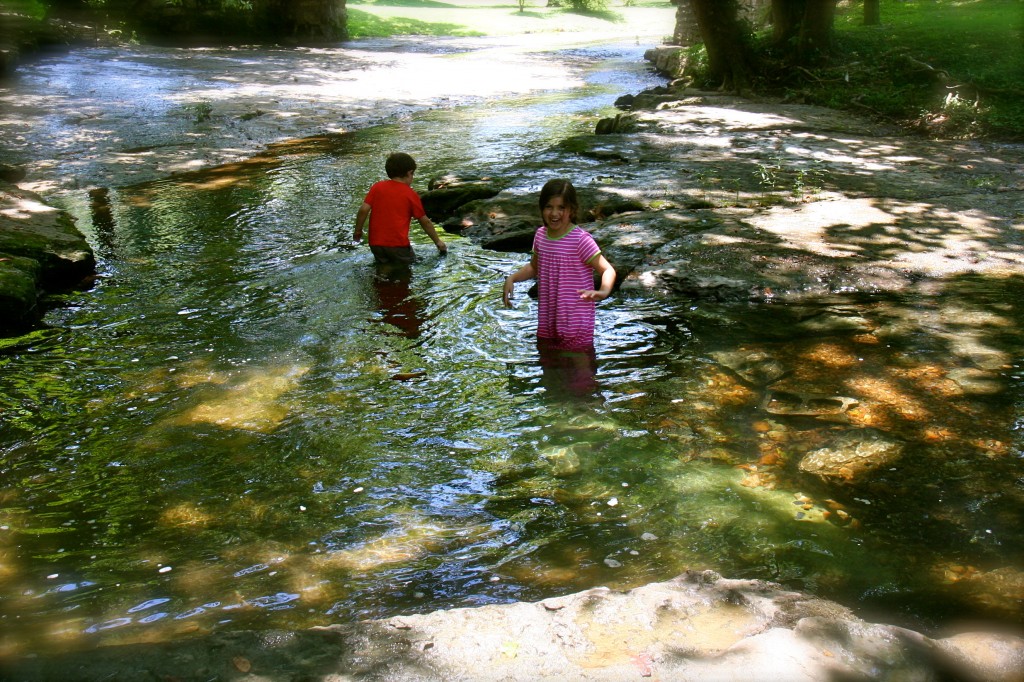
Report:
353,152,447,263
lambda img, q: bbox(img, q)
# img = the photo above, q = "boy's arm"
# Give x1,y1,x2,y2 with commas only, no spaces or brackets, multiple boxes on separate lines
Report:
503,256,537,308
579,254,616,301
416,216,447,255
353,202,371,243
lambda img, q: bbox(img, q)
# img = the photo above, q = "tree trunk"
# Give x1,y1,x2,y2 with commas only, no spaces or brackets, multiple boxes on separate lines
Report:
257,0,348,42
771,0,836,62
800,0,835,57
771,0,805,46
689,0,754,91
672,0,701,46
863,0,880,26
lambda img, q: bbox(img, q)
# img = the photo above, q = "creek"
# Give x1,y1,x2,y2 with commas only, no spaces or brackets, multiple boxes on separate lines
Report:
1,38,1022,657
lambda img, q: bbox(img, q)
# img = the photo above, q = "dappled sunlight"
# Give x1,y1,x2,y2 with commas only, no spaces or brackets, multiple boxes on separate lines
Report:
0,193,62,220
846,375,934,425
646,106,804,133
800,341,860,370
739,194,1024,276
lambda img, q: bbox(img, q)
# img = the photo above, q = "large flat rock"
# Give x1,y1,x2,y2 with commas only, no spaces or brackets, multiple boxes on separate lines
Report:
0,183,95,329
5,572,1022,681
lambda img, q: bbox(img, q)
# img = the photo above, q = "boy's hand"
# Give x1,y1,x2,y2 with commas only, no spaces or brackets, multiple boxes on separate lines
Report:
353,227,363,243
436,241,448,256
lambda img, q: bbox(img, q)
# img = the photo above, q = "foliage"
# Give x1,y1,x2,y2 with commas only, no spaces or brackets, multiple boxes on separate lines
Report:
567,0,609,14
818,0,1024,139
682,0,1024,140
187,101,213,123
2,0,47,19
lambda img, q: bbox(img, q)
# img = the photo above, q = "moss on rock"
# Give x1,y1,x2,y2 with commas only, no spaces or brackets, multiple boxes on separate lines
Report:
0,183,95,333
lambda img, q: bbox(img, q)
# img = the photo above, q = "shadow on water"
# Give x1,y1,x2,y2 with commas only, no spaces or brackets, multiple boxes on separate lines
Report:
1,52,1023,661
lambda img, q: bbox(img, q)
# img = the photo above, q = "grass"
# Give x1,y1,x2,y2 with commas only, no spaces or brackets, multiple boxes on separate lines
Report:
346,0,673,39
347,7,484,37
784,0,1024,139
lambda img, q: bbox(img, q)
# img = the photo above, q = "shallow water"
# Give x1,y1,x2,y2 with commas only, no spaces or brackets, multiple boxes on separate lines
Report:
2,42,1023,657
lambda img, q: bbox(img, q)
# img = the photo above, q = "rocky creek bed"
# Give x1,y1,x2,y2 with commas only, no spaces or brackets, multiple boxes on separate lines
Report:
2,36,1024,681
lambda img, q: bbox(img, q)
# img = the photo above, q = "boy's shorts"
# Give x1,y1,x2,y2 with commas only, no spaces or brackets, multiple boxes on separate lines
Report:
370,245,417,264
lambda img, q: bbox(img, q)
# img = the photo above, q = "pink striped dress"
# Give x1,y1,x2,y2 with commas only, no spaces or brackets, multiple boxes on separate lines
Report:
533,225,602,350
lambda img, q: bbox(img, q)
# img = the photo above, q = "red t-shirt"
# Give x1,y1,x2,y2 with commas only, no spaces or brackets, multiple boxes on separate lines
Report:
364,180,426,248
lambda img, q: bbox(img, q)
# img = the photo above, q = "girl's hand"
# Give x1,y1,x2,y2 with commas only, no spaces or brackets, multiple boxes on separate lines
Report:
504,262,536,308
503,277,516,308
579,289,609,301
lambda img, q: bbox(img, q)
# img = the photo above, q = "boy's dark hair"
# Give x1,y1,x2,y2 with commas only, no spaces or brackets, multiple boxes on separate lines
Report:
385,152,417,179
539,178,580,223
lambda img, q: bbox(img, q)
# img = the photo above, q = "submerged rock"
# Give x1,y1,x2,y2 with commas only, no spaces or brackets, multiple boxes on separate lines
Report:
712,349,789,387
543,444,582,477
799,428,904,482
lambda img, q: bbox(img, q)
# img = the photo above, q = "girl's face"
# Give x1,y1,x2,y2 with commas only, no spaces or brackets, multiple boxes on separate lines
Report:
542,195,573,232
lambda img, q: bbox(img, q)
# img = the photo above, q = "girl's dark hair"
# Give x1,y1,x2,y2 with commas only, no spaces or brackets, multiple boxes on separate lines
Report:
538,179,580,223
385,152,417,179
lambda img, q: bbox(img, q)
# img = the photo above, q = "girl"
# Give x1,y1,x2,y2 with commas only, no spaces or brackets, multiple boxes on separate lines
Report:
503,179,616,351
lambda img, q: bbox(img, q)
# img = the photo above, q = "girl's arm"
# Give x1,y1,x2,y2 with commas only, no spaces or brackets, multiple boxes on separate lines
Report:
503,257,536,308
579,254,616,301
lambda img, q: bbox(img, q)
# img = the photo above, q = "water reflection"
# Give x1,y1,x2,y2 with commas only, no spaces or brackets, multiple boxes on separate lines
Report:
372,262,424,339
537,339,599,400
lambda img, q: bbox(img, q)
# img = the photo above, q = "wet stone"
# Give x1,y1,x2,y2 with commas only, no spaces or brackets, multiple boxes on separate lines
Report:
799,429,904,482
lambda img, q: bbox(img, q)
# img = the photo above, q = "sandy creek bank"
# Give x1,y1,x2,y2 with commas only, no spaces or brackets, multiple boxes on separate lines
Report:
2,31,1024,681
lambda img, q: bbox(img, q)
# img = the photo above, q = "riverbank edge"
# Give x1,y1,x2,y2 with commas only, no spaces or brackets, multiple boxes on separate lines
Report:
5,571,1023,681
0,180,96,333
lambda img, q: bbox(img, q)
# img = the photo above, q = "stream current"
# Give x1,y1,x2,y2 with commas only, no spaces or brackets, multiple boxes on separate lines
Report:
1,39,1022,656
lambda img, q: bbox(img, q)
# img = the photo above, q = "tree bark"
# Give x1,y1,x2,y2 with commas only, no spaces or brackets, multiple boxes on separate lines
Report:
672,0,701,46
864,0,880,26
771,0,805,46
800,0,836,57
257,0,348,42
689,0,754,91
771,0,836,62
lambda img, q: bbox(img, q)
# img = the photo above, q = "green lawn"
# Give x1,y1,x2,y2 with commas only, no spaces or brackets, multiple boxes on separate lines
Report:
822,0,1024,138
346,0,675,39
